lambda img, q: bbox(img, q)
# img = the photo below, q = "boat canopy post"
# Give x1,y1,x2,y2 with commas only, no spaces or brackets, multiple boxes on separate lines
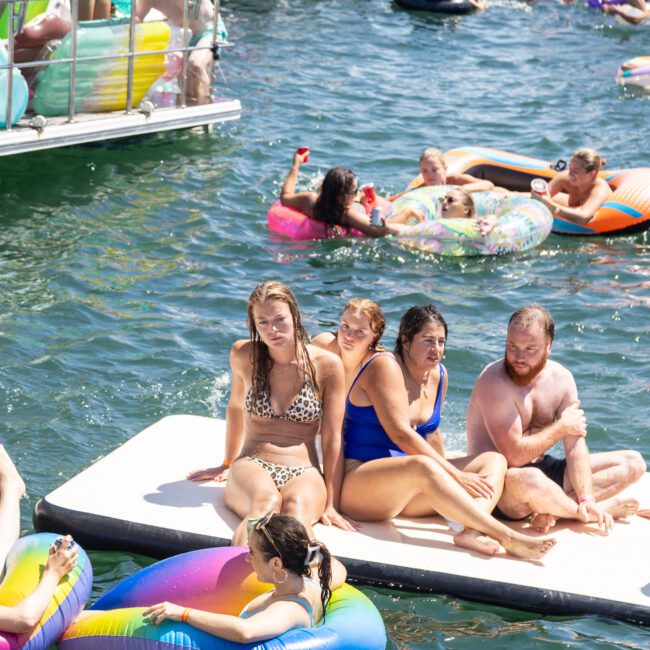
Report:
3,0,16,130
125,0,137,112
67,0,79,121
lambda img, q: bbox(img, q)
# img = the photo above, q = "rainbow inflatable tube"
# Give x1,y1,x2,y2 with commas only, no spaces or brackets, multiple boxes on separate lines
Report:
30,18,170,116
59,546,386,650
267,197,393,240
391,186,553,256
0,533,92,650
617,56,650,89
410,146,650,236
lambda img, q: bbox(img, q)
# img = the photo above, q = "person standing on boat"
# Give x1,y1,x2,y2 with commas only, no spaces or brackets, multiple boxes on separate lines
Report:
135,0,225,104
188,281,355,546
530,149,612,225
466,304,646,533
313,300,556,560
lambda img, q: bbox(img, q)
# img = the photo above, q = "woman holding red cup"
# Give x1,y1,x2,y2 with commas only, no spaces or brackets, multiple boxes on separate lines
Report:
279,149,395,237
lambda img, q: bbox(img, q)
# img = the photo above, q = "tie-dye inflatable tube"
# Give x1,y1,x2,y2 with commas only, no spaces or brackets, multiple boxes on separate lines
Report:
0,43,29,127
59,546,386,650
30,18,169,116
0,533,92,650
391,186,553,256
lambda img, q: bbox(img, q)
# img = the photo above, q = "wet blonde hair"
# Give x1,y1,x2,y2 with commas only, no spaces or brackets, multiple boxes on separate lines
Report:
341,298,386,351
419,147,445,166
247,281,319,404
572,148,606,173
446,188,475,218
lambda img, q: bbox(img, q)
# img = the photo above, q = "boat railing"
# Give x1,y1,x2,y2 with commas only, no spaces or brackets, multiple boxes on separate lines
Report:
1,0,237,142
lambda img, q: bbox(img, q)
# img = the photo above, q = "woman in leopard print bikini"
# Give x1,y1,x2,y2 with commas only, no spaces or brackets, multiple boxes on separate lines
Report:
188,281,355,546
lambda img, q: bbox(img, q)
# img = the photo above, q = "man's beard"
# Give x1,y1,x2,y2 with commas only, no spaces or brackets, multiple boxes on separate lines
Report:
504,352,548,387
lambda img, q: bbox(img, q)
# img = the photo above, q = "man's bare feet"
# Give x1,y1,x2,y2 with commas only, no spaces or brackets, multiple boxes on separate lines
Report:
503,532,556,560
453,528,502,556
600,496,640,519
530,512,556,533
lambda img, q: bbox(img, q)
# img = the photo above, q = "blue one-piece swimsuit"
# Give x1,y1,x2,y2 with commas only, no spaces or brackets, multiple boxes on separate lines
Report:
344,353,446,461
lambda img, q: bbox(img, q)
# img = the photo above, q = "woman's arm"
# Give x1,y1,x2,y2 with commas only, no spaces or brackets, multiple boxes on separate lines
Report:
447,173,494,192
541,178,612,225
344,205,390,238
143,599,310,644
315,349,356,531
187,342,248,481
0,538,77,633
279,152,317,216
363,359,493,498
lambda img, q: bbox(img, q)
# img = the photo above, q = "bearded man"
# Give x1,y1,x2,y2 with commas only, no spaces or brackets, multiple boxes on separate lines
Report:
466,305,645,533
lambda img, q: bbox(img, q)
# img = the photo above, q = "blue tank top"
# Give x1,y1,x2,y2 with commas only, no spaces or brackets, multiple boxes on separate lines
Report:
344,354,446,462
239,577,320,627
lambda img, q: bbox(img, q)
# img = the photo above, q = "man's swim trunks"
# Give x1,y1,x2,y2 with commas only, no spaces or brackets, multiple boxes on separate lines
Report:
493,454,568,520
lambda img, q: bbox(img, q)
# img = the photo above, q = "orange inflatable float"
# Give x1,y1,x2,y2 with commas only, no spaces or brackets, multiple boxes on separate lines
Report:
409,147,650,236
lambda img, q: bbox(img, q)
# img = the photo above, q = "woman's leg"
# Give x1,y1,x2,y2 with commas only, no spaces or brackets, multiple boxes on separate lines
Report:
224,459,282,546
341,455,555,560
0,446,25,571
447,452,507,554
279,469,327,541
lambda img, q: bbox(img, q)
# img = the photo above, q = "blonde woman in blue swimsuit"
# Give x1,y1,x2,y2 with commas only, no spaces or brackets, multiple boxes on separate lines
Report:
314,300,556,559
188,281,354,546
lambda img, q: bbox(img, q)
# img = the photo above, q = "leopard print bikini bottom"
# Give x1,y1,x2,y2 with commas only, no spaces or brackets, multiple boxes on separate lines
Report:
248,455,317,489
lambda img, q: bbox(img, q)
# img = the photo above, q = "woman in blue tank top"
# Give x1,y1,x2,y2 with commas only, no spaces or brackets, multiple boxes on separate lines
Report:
142,513,343,642
313,301,556,561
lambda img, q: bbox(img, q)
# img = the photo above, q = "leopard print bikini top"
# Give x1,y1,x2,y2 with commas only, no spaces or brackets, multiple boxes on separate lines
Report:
245,380,322,424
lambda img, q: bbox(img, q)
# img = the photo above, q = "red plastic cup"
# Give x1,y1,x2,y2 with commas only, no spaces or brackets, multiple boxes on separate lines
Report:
361,182,376,204
297,147,310,163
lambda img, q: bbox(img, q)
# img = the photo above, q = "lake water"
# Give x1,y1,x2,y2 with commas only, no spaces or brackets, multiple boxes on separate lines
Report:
1,0,649,647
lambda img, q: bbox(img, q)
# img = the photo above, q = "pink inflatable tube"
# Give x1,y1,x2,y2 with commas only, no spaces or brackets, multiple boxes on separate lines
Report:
267,198,392,240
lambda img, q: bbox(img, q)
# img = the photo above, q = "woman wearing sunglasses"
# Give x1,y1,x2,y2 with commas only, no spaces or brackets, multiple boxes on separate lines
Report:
143,513,342,642
188,281,354,545
313,300,556,560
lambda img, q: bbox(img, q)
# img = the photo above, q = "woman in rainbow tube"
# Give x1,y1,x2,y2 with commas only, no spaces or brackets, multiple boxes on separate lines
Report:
142,513,344,642
188,281,355,548
0,445,78,634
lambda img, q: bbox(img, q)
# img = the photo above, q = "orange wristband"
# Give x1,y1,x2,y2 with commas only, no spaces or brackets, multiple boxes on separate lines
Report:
223,459,232,468
181,607,192,623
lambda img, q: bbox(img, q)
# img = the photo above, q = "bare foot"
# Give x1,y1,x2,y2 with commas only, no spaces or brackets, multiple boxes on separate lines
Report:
503,532,556,560
600,496,639,519
454,528,502,556
530,512,556,533
637,509,650,519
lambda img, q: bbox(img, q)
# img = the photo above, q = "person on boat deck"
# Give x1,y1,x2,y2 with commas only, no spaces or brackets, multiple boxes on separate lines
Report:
602,0,650,24
531,148,613,225
312,300,556,560
143,513,345,642
466,305,647,534
187,281,355,550
280,150,402,237
135,0,224,104
0,445,78,634
79,0,111,21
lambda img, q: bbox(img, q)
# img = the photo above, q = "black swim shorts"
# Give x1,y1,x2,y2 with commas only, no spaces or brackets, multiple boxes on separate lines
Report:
492,454,568,521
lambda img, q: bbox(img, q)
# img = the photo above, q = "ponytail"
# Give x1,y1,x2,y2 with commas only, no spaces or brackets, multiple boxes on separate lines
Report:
313,540,332,616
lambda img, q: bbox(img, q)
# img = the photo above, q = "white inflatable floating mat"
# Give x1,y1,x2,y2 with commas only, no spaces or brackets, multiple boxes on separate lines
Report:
34,415,650,625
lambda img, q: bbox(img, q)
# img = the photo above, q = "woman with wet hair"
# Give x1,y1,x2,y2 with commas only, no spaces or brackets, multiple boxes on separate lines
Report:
279,150,388,237
144,513,344,642
188,281,354,546
531,148,612,225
